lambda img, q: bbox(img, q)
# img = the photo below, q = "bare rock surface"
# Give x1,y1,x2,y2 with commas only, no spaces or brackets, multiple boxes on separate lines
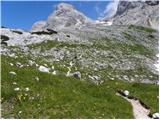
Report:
112,1,159,30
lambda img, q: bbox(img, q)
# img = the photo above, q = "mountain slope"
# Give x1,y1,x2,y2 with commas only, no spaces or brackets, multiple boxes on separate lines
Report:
1,2,159,119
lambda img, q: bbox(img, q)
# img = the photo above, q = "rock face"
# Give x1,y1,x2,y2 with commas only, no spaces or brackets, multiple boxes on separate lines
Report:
113,1,159,30
46,3,93,30
31,3,94,32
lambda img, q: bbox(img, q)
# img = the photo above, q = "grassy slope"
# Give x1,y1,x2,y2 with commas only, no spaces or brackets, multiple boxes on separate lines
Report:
1,55,159,119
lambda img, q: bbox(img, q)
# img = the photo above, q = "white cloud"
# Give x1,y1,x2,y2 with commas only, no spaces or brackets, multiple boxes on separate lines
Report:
94,3,103,17
100,0,120,19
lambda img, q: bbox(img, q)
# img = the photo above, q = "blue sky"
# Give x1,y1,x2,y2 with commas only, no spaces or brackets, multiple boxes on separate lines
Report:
1,1,111,30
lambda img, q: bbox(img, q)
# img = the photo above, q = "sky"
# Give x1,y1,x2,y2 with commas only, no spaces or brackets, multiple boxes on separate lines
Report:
1,1,118,30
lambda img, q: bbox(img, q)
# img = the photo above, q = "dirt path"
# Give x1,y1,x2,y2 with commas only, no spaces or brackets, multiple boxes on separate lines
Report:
117,93,151,119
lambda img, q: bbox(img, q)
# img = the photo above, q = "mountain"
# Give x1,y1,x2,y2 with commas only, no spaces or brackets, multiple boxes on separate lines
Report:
1,2,159,119
32,3,93,31
112,1,159,30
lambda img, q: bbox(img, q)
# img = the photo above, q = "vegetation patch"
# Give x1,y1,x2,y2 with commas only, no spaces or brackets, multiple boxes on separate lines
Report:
1,55,159,118
128,25,157,33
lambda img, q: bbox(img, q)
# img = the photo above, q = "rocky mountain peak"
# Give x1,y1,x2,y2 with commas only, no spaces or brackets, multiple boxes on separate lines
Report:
56,3,74,11
45,3,92,30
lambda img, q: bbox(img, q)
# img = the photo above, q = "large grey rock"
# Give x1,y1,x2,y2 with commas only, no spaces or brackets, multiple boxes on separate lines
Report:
46,3,93,30
112,1,159,30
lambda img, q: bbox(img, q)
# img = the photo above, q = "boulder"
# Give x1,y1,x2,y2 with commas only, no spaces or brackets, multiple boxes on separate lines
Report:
28,60,35,66
38,66,50,73
123,90,129,96
9,71,17,76
1,35,9,46
14,87,20,91
152,113,159,119
12,30,23,34
73,71,81,79
31,29,58,35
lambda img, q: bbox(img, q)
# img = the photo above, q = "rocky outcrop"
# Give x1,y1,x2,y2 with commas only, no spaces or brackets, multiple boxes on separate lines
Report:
31,3,93,31
112,1,159,30
31,29,58,35
31,21,46,31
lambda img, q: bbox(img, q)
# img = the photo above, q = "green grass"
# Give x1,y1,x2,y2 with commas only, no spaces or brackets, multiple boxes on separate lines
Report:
128,25,157,33
1,55,159,119
27,37,155,59
123,32,136,41
92,37,155,59
28,40,89,52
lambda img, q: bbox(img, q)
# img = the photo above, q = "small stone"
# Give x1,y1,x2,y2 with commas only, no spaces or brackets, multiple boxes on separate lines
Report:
10,63,14,66
135,75,139,77
16,62,22,67
14,87,20,91
70,61,74,67
51,66,54,70
25,87,30,91
35,77,39,81
19,65,24,68
35,64,39,67
9,53,15,57
73,71,81,79
12,82,17,85
52,71,56,75
89,75,100,81
28,60,35,66
9,71,17,76
38,66,50,73
44,64,48,67
18,111,22,114
110,78,114,80
123,90,129,96
152,113,159,119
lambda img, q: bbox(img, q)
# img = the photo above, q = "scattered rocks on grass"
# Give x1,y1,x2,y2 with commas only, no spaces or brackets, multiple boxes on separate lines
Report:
16,62,23,68
28,60,35,66
89,75,100,81
9,53,15,58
